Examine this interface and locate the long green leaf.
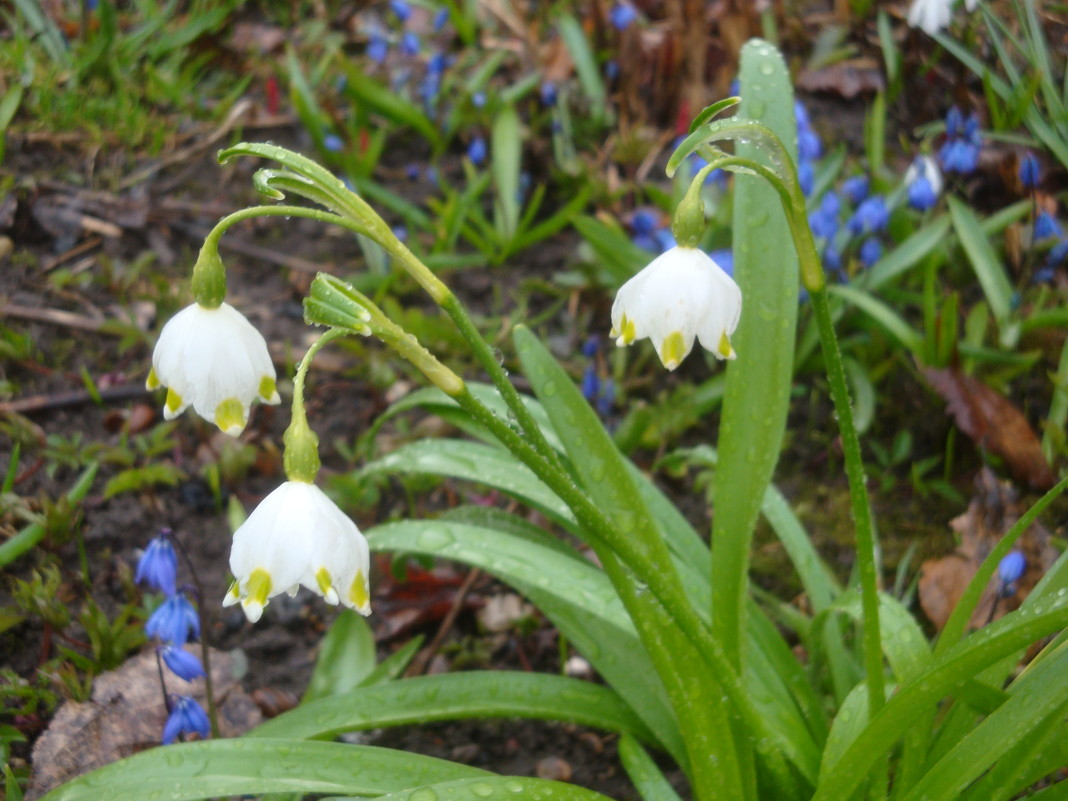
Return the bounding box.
[712,38,799,675]
[827,285,924,354]
[619,734,685,801]
[37,741,488,801]
[250,671,652,744]
[368,776,616,801]
[556,14,611,125]
[360,439,575,528]
[948,196,1014,331]
[365,519,684,764]
[492,104,521,241]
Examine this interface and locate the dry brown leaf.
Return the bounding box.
[28,647,261,799]
[919,468,1059,631]
[796,60,885,98]
[922,366,1056,489]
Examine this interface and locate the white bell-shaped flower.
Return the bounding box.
[147,302,280,435]
[223,480,371,623]
[610,246,742,370]
[907,0,977,35]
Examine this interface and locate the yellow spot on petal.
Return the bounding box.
[165,387,183,416]
[241,568,272,622]
[222,581,239,606]
[316,567,339,605]
[348,570,371,615]
[717,331,736,360]
[660,331,686,371]
[258,375,280,405]
[146,367,160,390]
[215,397,246,436]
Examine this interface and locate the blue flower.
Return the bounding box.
[135,533,177,597]
[581,365,600,402]
[540,81,558,106]
[907,176,938,211]
[1019,153,1041,189]
[998,551,1026,585]
[859,237,883,267]
[609,3,637,30]
[841,175,869,204]
[162,696,210,745]
[653,228,677,253]
[367,33,388,64]
[631,209,658,236]
[597,379,616,417]
[146,593,200,645]
[389,0,411,22]
[795,101,822,161]
[847,195,889,236]
[433,7,450,30]
[323,134,343,153]
[939,108,981,174]
[405,163,420,181]
[798,160,814,197]
[467,136,487,166]
[822,245,843,277]
[809,192,840,241]
[945,106,963,138]
[1034,211,1061,240]
[604,60,619,81]
[400,31,420,57]
[471,90,487,108]
[160,645,206,682]
[581,336,600,358]
[428,52,450,75]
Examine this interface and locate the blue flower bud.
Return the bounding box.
[539,81,558,106]
[160,645,206,682]
[1034,211,1061,241]
[162,695,211,744]
[631,209,658,236]
[848,195,889,236]
[859,237,883,267]
[798,160,814,197]
[604,60,619,81]
[471,90,487,108]
[433,7,449,30]
[1019,153,1041,189]
[389,0,411,22]
[998,550,1026,585]
[609,3,637,30]
[400,31,420,56]
[323,134,343,153]
[135,533,178,597]
[146,593,200,645]
[597,379,616,417]
[841,175,869,204]
[581,365,600,402]
[907,175,938,211]
[367,34,388,64]
[467,136,487,166]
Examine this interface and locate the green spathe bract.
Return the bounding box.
[44,37,1068,801]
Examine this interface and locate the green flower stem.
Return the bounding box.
[283,328,348,482]
[808,288,885,716]
[448,378,794,791]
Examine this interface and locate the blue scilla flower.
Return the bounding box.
[323,133,343,153]
[798,160,814,197]
[540,81,558,106]
[1034,211,1061,240]
[400,31,420,57]
[160,645,206,682]
[467,136,487,166]
[367,33,388,64]
[907,176,938,211]
[162,695,211,745]
[428,52,450,75]
[597,379,616,417]
[653,228,676,253]
[859,237,883,267]
[609,2,637,30]
[406,163,420,181]
[848,195,889,236]
[939,108,981,174]
[841,175,869,205]
[421,72,441,109]
[471,90,487,109]
[709,249,734,278]
[136,532,178,597]
[998,550,1026,585]
[795,101,822,161]
[581,365,600,402]
[389,0,411,22]
[945,106,963,138]
[1037,238,1068,283]
[582,336,599,358]
[631,209,658,236]
[822,245,843,277]
[146,593,200,645]
[1019,153,1041,189]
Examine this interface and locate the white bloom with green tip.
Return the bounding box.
[907,0,977,35]
[223,480,371,623]
[610,246,741,370]
[146,302,279,435]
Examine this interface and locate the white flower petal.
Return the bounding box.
[610,246,742,369]
[226,481,371,622]
[151,302,278,435]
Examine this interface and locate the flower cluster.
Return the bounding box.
[135,530,211,744]
[939,107,982,175]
